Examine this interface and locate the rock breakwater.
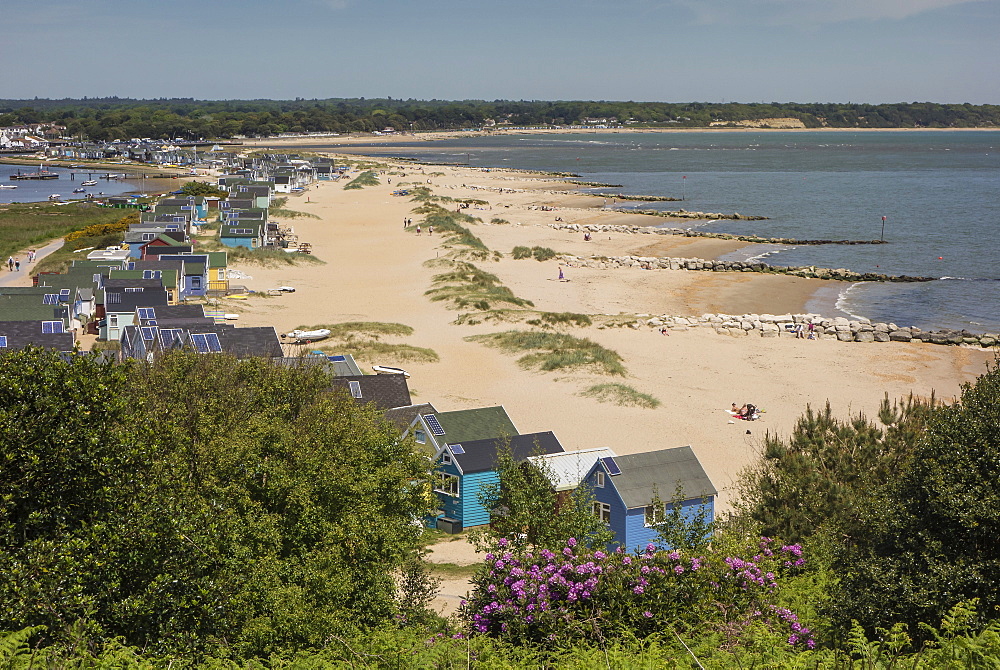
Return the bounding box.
[625,313,998,348]
[558,252,937,284]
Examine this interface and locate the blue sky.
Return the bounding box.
[2,0,997,103]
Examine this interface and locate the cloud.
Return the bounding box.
[672,0,979,26]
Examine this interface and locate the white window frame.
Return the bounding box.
[595,471,605,488]
[441,452,452,465]
[593,501,611,524]
[434,473,460,498]
[414,429,427,445]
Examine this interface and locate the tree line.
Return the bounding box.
[1,98,998,140]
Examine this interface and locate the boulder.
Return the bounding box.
[889,331,912,342]
[837,332,854,342]
[874,331,891,342]
[855,331,876,343]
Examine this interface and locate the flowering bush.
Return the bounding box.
[461,536,813,649]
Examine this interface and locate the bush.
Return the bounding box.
[579,383,660,409]
[467,330,626,376]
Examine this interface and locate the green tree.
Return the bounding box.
[472,444,613,552]
[178,181,228,198]
[0,350,434,659]
[729,395,933,544]
[835,363,1000,637]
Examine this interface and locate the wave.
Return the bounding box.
[939,276,1000,282]
[835,282,868,321]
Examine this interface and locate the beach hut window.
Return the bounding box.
[414,429,426,444]
[435,473,460,498]
[349,381,362,398]
[645,504,666,527]
[592,501,611,524]
[594,471,605,488]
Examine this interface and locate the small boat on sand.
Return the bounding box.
[281,328,331,343]
[372,365,410,378]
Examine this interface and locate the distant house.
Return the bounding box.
[329,374,412,411]
[98,281,169,341]
[401,405,518,458]
[431,431,565,532]
[584,446,717,552]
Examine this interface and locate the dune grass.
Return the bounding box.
[343,171,381,189]
[579,383,661,409]
[298,321,439,365]
[319,341,439,364]
[198,240,324,267]
[467,330,626,376]
[268,197,319,220]
[426,262,534,311]
[512,245,558,261]
[527,312,593,328]
[297,321,414,339]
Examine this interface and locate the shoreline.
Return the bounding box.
[221,155,992,516]
[242,125,1000,148]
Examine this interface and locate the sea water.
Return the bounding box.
[280,131,1000,332]
[0,164,147,203]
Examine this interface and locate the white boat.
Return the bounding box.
[81,180,98,186]
[0,184,16,189]
[372,365,410,378]
[48,194,62,201]
[280,328,331,343]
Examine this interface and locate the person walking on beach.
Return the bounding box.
[14,259,20,272]
[416,225,421,235]
[6,257,13,271]
[558,266,565,281]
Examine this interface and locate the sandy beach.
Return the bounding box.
[218,158,993,515]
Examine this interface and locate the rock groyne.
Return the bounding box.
[558,252,937,284]
[622,313,998,348]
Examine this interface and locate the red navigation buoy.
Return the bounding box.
[938,257,944,260]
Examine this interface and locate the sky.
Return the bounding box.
[1,0,998,104]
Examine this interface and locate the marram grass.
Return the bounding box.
[579,383,661,409]
[467,330,626,376]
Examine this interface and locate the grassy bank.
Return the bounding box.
[0,202,125,262]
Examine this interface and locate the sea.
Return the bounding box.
[0,163,154,204]
[323,130,1000,334]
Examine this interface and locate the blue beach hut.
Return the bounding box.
[432,431,565,533]
[584,446,717,552]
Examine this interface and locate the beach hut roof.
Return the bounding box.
[605,446,717,509]
[527,447,617,492]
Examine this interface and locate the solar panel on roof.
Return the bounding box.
[41,321,64,334]
[191,333,210,353]
[204,333,222,353]
[137,307,156,320]
[348,381,362,399]
[601,456,622,476]
[329,355,346,361]
[159,328,182,348]
[43,294,59,305]
[140,327,157,341]
[0,336,7,348]
[450,444,465,455]
[424,414,446,436]
[59,289,70,297]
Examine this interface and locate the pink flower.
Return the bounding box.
[643,611,653,618]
